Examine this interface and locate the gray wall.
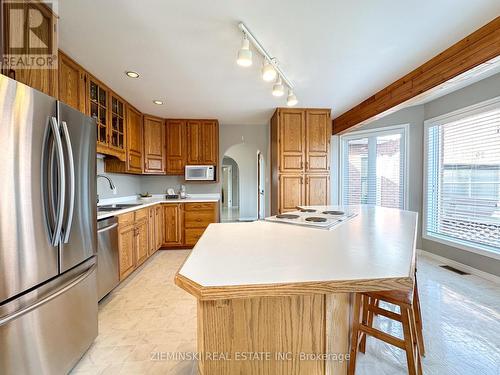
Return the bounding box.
[96,157,142,200]
[97,123,271,218]
[336,72,500,276]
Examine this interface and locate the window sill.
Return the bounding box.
[422,232,500,261]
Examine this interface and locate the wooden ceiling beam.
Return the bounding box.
[332,16,500,134]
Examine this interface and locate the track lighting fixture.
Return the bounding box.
[237,34,252,67]
[237,22,297,105]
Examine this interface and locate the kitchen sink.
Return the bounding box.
[97,203,142,212]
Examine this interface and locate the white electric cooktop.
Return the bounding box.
[264,207,357,229]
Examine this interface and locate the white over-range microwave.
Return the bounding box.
[185,165,216,181]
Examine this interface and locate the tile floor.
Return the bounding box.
[220,206,240,222]
[71,250,500,375]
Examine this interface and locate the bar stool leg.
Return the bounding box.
[359,296,375,353]
[348,294,363,375]
[413,279,425,356]
[401,305,418,375]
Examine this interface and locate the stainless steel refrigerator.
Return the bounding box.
[0,74,97,374]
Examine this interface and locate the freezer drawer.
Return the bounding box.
[0,261,97,375]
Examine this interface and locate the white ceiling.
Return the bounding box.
[58,0,500,126]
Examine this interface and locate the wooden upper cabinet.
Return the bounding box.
[143,115,166,174]
[109,93,126,155]
[2,1,58,97]
[58,51,86,112]
[306,175,330,206]
[279,109,305,173]
[305,110,331,173]
[201,120,218,165]
[164,204,182,246]
[186,120,202,165]
[186,120,219,166]
[166,119,186,175]
[86,75,109,149]
[126,105,143,173]
[279,174,304,212]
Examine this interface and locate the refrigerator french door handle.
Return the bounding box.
[61,121,75,244]
[50,116,66,247]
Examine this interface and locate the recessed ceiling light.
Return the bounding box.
[125,71,140,78]
[153,100,164,105]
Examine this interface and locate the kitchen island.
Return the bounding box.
[175,206,418,375]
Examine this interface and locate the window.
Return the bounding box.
[341,125,407,209]
[424,98,500,257]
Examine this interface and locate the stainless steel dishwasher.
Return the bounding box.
[97,217,119,301]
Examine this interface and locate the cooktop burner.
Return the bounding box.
[305,217,327,222]
[276,214,300,219]
[323,210,345,215]
[300,208,316,213]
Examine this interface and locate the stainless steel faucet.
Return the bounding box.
[97,174,116,203]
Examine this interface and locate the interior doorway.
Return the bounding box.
[257,151,265,219]
[221,156,239,222]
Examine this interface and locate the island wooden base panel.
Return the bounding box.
[197,293,351,375]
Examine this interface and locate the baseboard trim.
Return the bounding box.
[417,249,500,284]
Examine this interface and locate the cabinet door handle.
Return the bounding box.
[300,161,303,169]
[305,161,309,170]
[300,177,303,185]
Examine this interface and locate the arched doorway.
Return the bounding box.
[221,156,239,222]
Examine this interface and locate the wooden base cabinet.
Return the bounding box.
[271,108,331,214]
[117,223,136,281]
[184,202,217,247]
[117,202,218,281]
[117,209,148,281]
[163,204,183,246]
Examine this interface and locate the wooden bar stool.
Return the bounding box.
[348,284,423,375]
[359,276,425,356]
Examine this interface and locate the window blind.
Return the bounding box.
[426,106,500,253]
[342,128,406,209]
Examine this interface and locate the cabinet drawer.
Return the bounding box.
[117,212,135,226]
[184,202,216,211]
[184,228,207,246]
[184,211,215,228]
[135,208,149,221]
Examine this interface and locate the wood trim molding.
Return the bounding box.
[174,272,414,301]
[332,16,500,134]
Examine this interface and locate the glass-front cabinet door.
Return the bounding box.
[110,93,126,152]
[87,76,109,147]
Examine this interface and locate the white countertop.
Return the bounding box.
[97,194,220,220]
[178,205,418,288]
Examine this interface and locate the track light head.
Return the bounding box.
[237,34,252,67]
[287,90,298,106]
[262,60,277,82]
[272,77,285,97]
